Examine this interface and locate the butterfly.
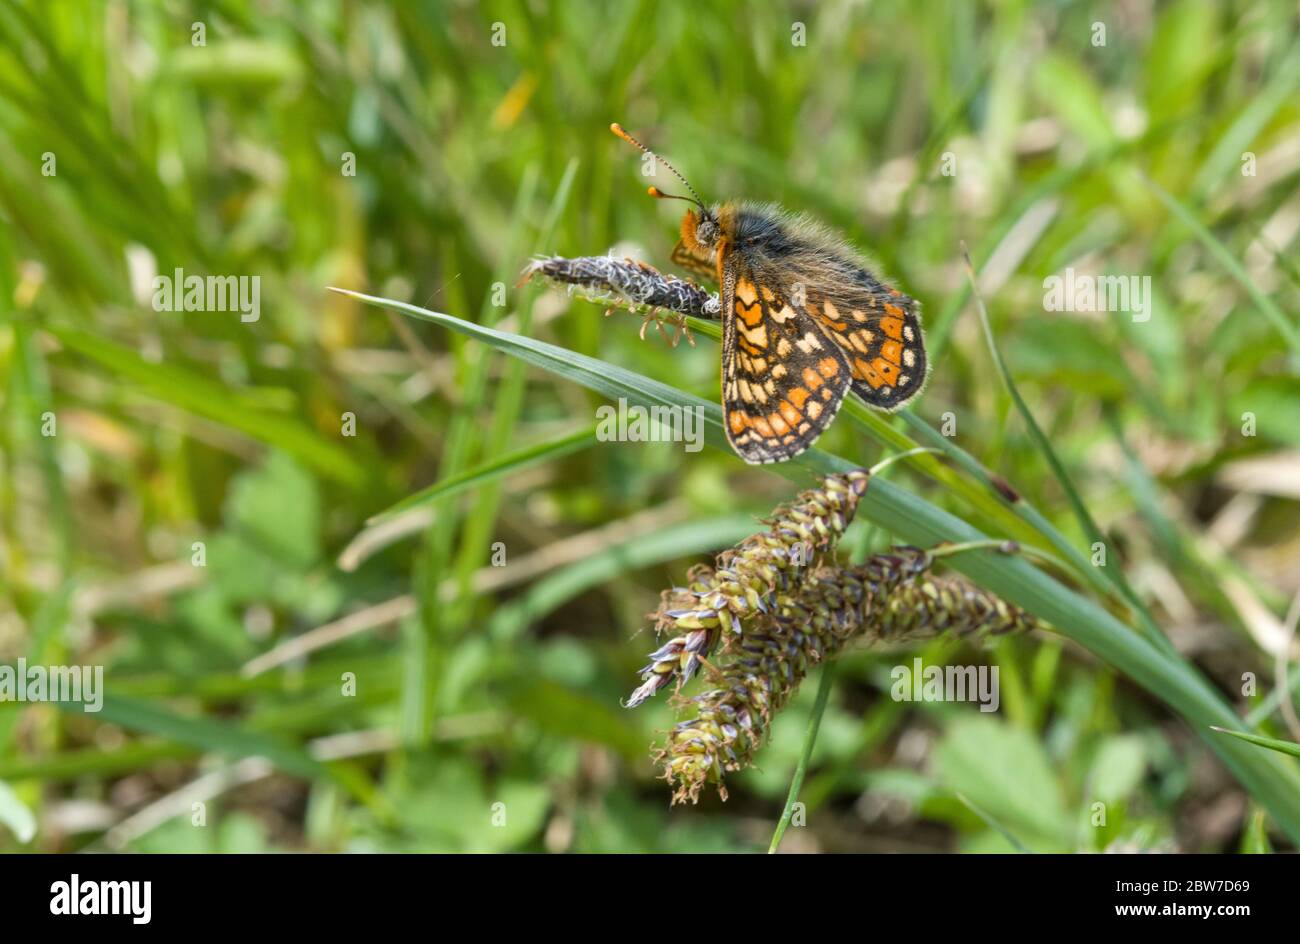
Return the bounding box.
[612,123,928,464]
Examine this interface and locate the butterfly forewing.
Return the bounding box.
[721,254,853,464]
[671,239,718,283]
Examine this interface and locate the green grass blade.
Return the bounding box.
[11,323,72,571]
[961,247,1172,652]
[1246,672,1300,727]
[401,165,539,747]
[0,743,196,782]
[897,409,1122,604]
[505,681,645,762]
[1241,807,1273,854]
[1211,727,1300,760]
[43,324,371,489]
[955,792,1033,853]
[768,662,835,854]
[1142,174,1300,357]
[327,288,778,467]
[446,160,581,624]
[1104,406,1246,630]
[368,423,599,524]
[71,695,328,780]
[1190,40,1300,200]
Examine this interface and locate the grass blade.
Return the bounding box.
[0,743,196,782]
[768,662,836,854]
[1142,174,1300,358]
[1211,727,1300,760]
[1241,807,1273,854]
[961,245,1172,652]
[955,792,1033,853]
[43,324,371,489]
[70,696,328,780]
[368,423,599,524]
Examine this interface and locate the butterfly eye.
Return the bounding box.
[696,218,720,247]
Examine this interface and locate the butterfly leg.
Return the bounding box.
[670,311,695,347]
[638,307,659,341]
[636,306,686,349]
[656,309,697,349]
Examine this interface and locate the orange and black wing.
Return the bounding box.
[798,283,927,411]
[721,254,853,464]
[671,239,719,284]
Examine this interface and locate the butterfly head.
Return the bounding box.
[676,203,722,254]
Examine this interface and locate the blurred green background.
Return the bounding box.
[2,0,1299,853]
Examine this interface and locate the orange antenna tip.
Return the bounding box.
[610,123,707,209]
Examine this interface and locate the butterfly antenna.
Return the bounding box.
[610,123,706,209]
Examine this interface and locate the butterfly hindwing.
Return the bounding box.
[797,282,927,411]
[721,253,853,464]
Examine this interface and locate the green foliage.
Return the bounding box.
[1,0,1298,853]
